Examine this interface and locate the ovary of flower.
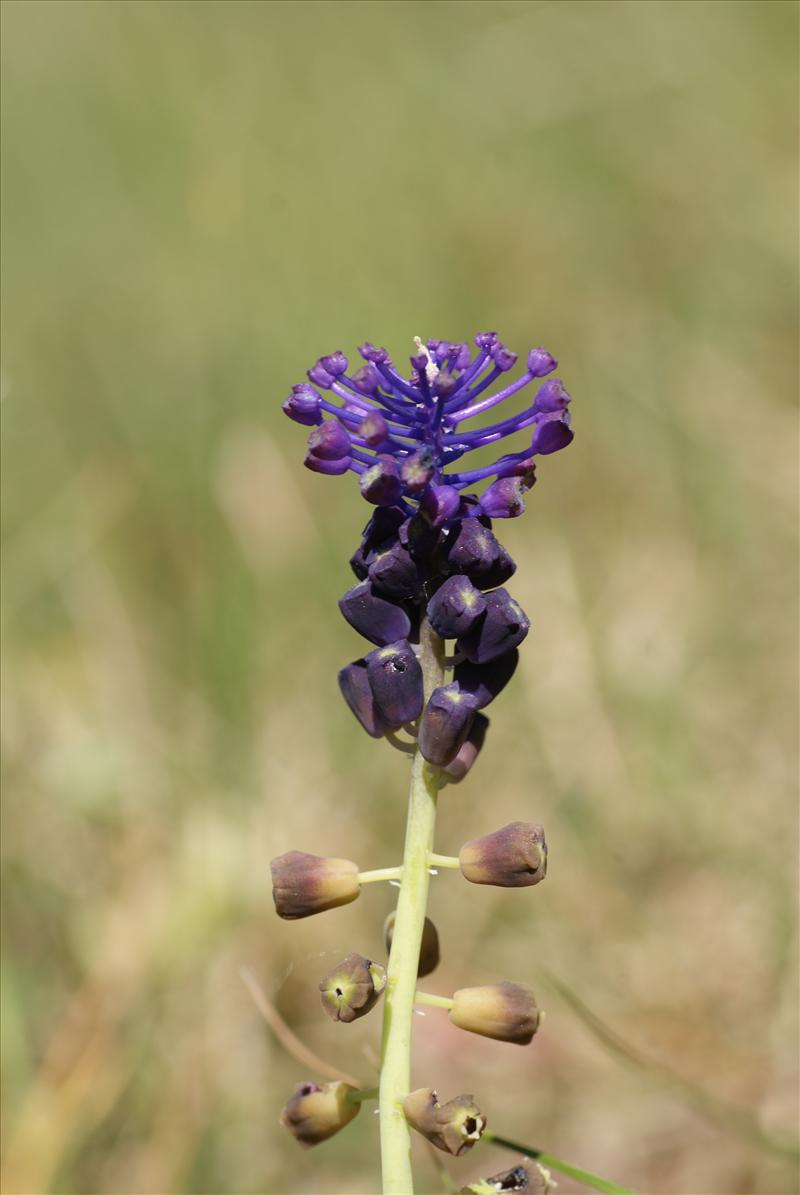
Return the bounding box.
[413,336,439,384]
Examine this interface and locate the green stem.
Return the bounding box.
[359,866,404,885]
[427,852,461,870]
[379,620,445,1195]
[347,1086,379,1104]
[414,991,454,1011]
[484,1132,637,1195]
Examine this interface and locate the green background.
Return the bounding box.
[1,2,797,1192]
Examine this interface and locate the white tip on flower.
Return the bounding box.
[413,336,439,384]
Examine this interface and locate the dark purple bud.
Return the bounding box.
[319,952,386,1023]
[362,507,407,550]
[532,416,574,455]
[450,981,541,1045]
[445,519,515,587]
[338,659,389,737]
[403,1089,486,1156]
[359,411,390,448]
[400,448,436,494]
[459,1158,553,1194]
[427,575,486,638]
[304,451,351,476]
[308,361,335,389]
[410,352,428,375]
[359,342,389,364]
[527,347,558,378]
[350,507,407,578]
[320,350,348,377]
[419,684,479,766]
[532,378,571,414]
[459,822,547,887]
[307,420,351,461]
[360,455,404,506]
[271,851,360,919]
[474,331,498,348]
[432,371,457,399]
[398,513,442,565]
[339,582,411,646]
[368,542,423,601]
[421,484,461,528]
[454,651,518,710]
[280,1080,360,1147]
[479,477,527,519]
[352,363,381,394]
[444,712,489,782]
[490,342,518,371]
[384,912,440,977]
[366,639,424,728]
[458,588,530,664]
[282,384,323,426]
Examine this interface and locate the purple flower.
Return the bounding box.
[283,335,574,765]
[284,334,572,512]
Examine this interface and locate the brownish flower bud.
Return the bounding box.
[279,1080,360,1147]
[270,851,359,919]
[449,982,540,1045]
[384,912,440,977]
[459,822,547,887]
[319,952,387,1022]
[402,1087,486,1156]
[459,1158,554,1194]
[444,713,489,783]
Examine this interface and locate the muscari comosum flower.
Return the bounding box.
[274,335,585,1194]
[282,333,573,770]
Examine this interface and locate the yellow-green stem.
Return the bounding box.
[379,620,445,1195]
[414,990,454,1011]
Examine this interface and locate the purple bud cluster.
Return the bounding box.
[282,334,573,772]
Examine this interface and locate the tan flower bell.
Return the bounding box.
[450,981,541,1045]
[270,850,360,919]
[384,911,440,977]
[279,1080,360,1147]
[459,822,547,887]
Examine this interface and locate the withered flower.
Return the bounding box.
[403,1087,486,1156]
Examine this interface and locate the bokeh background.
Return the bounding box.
[1,2,797,1193]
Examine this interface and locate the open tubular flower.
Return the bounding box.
[402,1087,487,1156]
[459,1159,555,1195]
[319,952,387,1023]
[283,334,574,777]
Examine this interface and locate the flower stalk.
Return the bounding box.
[378,618,445,1194]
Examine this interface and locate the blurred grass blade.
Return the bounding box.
[484,1131,636,1195]
[542,968,800,1162]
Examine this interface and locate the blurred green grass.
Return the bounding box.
[1,1,797,1193]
